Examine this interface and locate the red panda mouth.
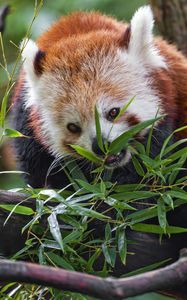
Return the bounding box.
[105,149,126,166]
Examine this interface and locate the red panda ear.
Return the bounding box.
[120,25,131,49]
[34,50,45,75]
[123,6,167,69]
[21,39,45,82]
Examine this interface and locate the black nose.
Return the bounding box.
[92,138,110,156]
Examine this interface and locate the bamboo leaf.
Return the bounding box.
[162,194,174,209]
[3,128,26,138]
[108,116,162,154]
[70,145,102,164]
[48,212,64,252]
[131,223,187,234]
[131,155,145,176]
[0,204,34,215]
[157,198,167,231]
[111,191,159,201]
[47,252,75,270]
[123,258,171,277]
[118,229,127,265]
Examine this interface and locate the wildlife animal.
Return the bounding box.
[12,6,187,279]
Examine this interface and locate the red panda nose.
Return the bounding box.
[92,138,109,156]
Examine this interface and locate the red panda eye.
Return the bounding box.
[107,108,120,121]
[67,123,81,134]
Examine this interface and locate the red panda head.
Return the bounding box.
[21,6,168,167]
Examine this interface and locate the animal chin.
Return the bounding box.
[105,149,127,168]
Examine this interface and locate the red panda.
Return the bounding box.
[12,6,187,277]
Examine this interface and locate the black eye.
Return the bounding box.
[107,107,120,121]
[67,123,81,134]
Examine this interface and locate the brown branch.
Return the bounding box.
[0,249,187,299]
[0,5,10,33]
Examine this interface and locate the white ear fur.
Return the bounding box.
[21,39,39,82]
[128,6,167,68]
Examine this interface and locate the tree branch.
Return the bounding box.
[0,249,186,299]
[150,0,187,55]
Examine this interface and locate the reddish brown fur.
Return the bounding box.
[126,114,140,126]
[12,70,25,104]
[37,12,126,51]
[14,11,187,141]
[155,38,187,137]
[29,108,48,147]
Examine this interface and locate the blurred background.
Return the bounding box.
[0,1,173,299]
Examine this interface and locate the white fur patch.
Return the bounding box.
[21,39,39,85]
[128,6,167,69]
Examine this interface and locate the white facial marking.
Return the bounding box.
[21,39,39,83]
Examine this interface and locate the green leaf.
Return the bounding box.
[131,223,187,234]
[166,190,187,200]
[12,239,36,259]
[105,223,111,241]
[139,154,159,169]
[114,184,146,193]
[65,160,88,182]
[38,245,46,265]
[48,212,64,252]
[0,171,27,175]
[91,166,104,173]
[0,204,34,215]
[102,243,111,265]
[109,246,116,268]
[163,138,187,157]
[117,229,127,265]
[3,128,26,137]
[39,189,64,201]
[174,125,187,133]
[126,207,158,223]
[114,96,135,122]
[159,131,174,159]
[59,215,81,229]
[63,230,82,244]
[176,175,187,184]
[145,115,155,156]
[123,258,171,277]
[87,249,102,272]
[131,155,145,176]
[70,145,102,164]
[132,141,146,155]
[108,116,162,154]
[168,155,187,185]
[100,180,106,194]
[157,198,167,231]
[95,106,105,153]
[68,193,95,205]
[72,206,110,220]
[105,197,136,211]
[47,252,75,270]
[111,191,159,201]
[76,179,101,194]
[162,194,174,209]
[102,244,116,267]
[167,147,187,162]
